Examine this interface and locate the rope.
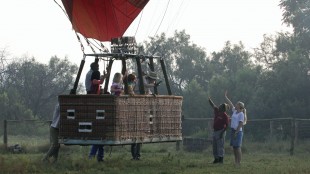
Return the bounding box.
[152,0,171,38]
[75,32,85,55]
[84,37,96,54]
[53,0,70,21]
[164,0,186,34]
[134,10,144,37]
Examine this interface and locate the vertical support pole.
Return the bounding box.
[4,120,7,149]
[149,57,158,95]
[103,59,114,94]
[176,115,184,151]
[290,118,295,156]
[70,56,86,94]
[48,120,52,144]
[121,59,128,94]
[176,141,180,151]
[136,57,145,94]
[270,120,273,138]
[294,120,299,145]
[159,58,172,95]
[207,120,213,141]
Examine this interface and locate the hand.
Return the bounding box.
[234,131,238,138]
[100,75,105,81]
[155,81,162,87]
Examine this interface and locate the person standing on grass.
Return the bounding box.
[225,91,247,166]
[42,103,60,163]
[86,61,107,162]
[208,96,230,164]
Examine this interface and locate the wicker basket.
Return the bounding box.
[58,94,183,145]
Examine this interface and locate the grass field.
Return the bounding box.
[1,140,310,174]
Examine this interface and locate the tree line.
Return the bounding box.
[0,0,309,134]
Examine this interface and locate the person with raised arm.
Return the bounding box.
[225,91,247,166]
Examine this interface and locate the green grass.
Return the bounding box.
[1,142,310,174]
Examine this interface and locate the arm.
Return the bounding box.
[235,121,243,134]
[225,90,234,109]
[243,109,247,125]
[143,77,155,88]
[208,97,216,108]
[92,71,104,84]
[219,114,230,138]
[110,84,122,93]
[92,79,104,84]
[234,121,244,137]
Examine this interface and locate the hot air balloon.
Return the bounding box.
[56,0,183,146]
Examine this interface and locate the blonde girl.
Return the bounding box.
[225,91,247,166]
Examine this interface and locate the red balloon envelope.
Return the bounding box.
[61,0,149,42]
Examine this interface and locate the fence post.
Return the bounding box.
[176,115,184,151]
[294,120,299,145]
[290,118,295,156]
[3,120,7,149]
[269,120,273,138]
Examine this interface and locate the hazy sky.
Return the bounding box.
[0,0,291,72]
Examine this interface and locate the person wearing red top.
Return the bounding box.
[208,97,230,164]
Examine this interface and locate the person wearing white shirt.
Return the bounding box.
[42,103,60,163]
[225,91,247,167]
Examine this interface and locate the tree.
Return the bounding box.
[280,0,310,51]
[253,50,310,118]
[0,47,11,90]
[140,30,209,95]
[3,56,78,119]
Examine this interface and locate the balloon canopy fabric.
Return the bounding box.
[61,0,149,42]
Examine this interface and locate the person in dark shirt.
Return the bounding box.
[208,97,230,164]
[86,61,107,161]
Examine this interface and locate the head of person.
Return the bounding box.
[90,62,99,71]
[219,103,229,112]
[235,101,245,111]
[113,72,122,83]
[128,74,136,83]
[146,71,157,82]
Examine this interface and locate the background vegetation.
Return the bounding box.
[1,0,310,173]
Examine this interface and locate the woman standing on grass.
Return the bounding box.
[225,91,247,166]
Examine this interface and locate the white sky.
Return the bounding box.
[0,0,291,86]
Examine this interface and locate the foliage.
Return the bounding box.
[1,56,78,120]
[0,91,33,134]
[140,30,208,96]
[280,0,310,51]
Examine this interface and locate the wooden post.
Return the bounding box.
[3,120,7,149]
[207,120,213,141]
[136,57,145,94]
[290,118,295,156]
[103,58,114,94]
[149,57,158,95]
[176,115,185,151]
[269,120,273,138]
[159,58,172,95]
[48,120,52,144]
[70,57,86,94]
[294,120,299,145]
[121,59,128,94]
